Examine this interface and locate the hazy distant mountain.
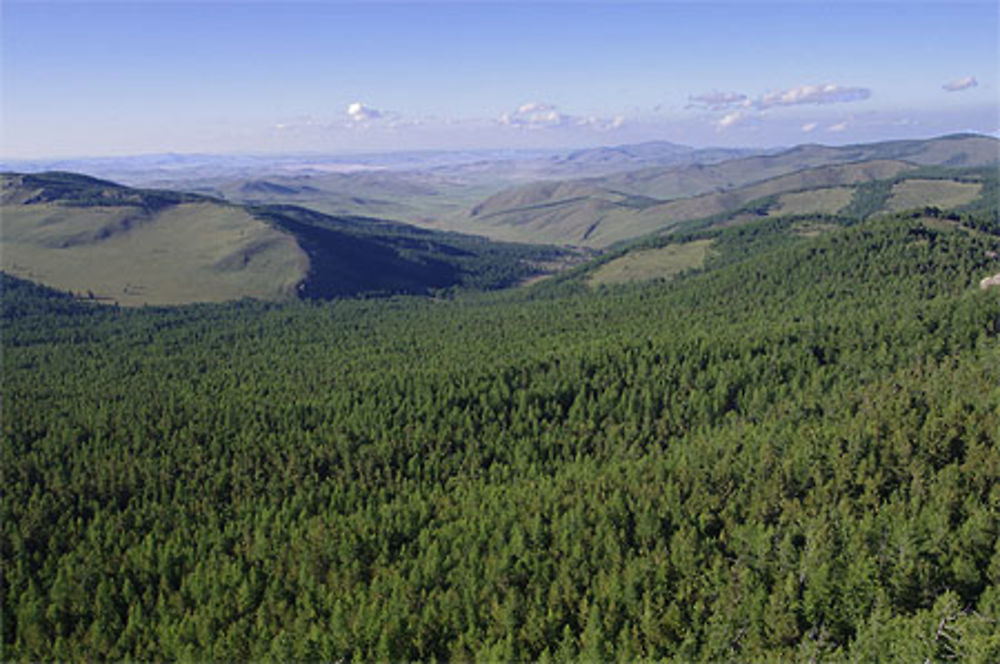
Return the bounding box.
[0,148,566,188]
[543,141,761,175]
[601,133,999,199]
[0,141,764,214]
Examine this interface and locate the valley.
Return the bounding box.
[5,2,999,660]
[5,134,997,304]
[1,172,572,305]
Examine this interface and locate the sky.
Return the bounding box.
[1,1,997,158]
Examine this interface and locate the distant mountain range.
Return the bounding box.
[448,133,999,246]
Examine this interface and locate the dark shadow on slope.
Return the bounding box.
[252,208,461,298]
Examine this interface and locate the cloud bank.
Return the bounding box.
[691,83,871,115]
[693,83,872,133]
[757,84,871,108]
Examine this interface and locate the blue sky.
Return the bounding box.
[2,1,996,157]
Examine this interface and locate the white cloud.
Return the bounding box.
[500,101,567,128]
[827,121,849,132]
[801,122,818,133]
[517,101,554,115]
[716,110,750,130]
[942,76,978,92]
[575,114,626,130]
[498,102,624,132]
[688,91,748,110]
[346,102,383,123]
[757,84,871,109]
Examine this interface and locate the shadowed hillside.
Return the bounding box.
[1,172,570,305]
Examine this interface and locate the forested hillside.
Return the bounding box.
[3,212,999,660]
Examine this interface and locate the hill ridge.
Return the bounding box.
[1,172,568,305]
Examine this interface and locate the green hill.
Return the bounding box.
[1,172,568,305]
[4,208,999,660]
[603,133,999,199]
[184,168,508,227]
[450,134,999,246]
[456,161,993,248]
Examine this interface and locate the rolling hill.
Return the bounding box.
[170,144,764,226]
[456,161,994,247]
[192,169,499,226]
[449,134,999,246]
[602,132,999,199]
[0,144,763,231]
[0,172,568,305]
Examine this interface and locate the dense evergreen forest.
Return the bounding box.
[3,212,1000,660]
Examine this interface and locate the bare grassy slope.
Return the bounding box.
[588,239,714,286]
[452,159,918,247]
[768,187,855,217]
[884,179,982,212]
[604,133,999,199]
[2,172,571,305]
[2,189,308,305]
[449,134,999,246]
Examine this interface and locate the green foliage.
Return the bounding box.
[954,170,1000,233]
[3,214,999,660]
[840,180,894,220]
[840,165,998,223]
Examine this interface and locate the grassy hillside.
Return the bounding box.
[194,170,501,225]
[4,210,999,661]
[768,187,855,216]
[605,133,998,199]
[448,134,999,247]
[885,179,983,213]
[200,144,761,224]
[587,238,713,286]
[453,160,993,248]
[1,173,307,305]
[1,172,570,304]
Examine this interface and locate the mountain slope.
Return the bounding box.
[604,133,999,199]
[456,159,992,247]
[4,212,999,660]
[1,172,567,305]
[2,173,308,305]
[451,134,999,246]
